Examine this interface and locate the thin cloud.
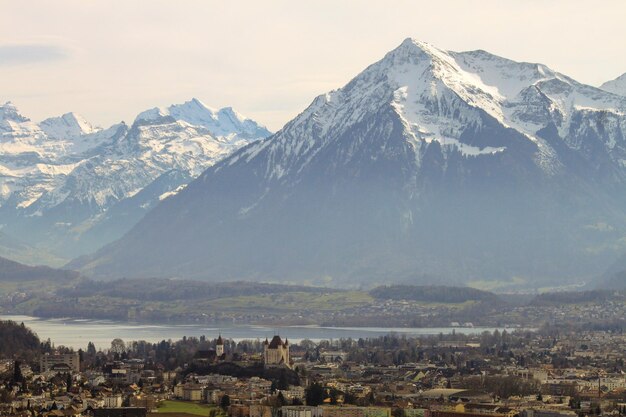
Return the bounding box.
[0,43,70,66]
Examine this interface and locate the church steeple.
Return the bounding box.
[216,334,224,357]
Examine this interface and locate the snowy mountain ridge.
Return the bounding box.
[232,39,626,184]
[0,99,271,261]
[137,98,269,141]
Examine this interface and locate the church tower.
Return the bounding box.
[216,334,224,357]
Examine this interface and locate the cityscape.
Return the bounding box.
[4,321,626,417]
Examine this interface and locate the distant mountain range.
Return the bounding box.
[0,99,271,263]
[70,39,626,289]
[0,255,77,282]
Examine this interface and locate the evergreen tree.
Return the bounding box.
[305,383,325,406]
[276,392,286,407]
[220,394,231,410]
[277,371,289,390]
[12,360,23,384]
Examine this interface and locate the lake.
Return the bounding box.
[0,314,519,349]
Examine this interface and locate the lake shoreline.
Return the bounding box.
[0,314,532,350]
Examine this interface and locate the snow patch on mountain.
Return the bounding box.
[158,184,187,201]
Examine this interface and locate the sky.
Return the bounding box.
[1,0,626,132]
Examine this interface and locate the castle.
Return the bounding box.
[263,335,291,368]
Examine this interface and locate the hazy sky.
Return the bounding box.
[2,0,625,131]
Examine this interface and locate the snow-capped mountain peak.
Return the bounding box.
[601,73,626,97]
[370,39,625,164]
[40,112,97,140]
[168,97,219,123]
[168,98,271,140]
[0,101,30,124]
[134,98,271,141]
[134,106,172,124]
[0,102,45,152]
[231,38,626,185]
[394,38,448,62]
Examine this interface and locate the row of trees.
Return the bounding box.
[457,375,541,399]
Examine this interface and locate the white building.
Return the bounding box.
[40,352,80,373]
[282,406,323,417]
[103,394,123,408]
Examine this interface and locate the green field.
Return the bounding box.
[204,291,374,312]
[157,400,224,416]
[467,276,527,291]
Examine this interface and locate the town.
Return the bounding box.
[2,319,626,417]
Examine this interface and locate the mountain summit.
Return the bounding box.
[601,73,626,97]
[71,39,626,287]
[136,98,270,140]
[40,112,97,140]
